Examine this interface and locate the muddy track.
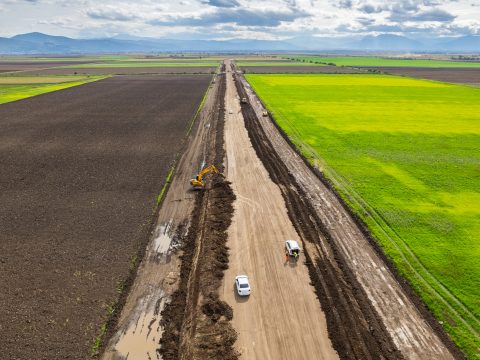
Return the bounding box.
[159,71,239,360]
[233,73,403,359]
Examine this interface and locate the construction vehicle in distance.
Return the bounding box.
[190,165,219,190]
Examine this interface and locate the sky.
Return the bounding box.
[1,0,479,39]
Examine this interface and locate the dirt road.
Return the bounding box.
[221,65,338,360]
[238,71,459,359]
[102,74,219,359]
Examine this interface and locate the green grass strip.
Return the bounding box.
[157,164,176,205]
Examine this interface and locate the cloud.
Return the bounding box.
[356,16,375,25]
[411,8,456,21]
[149,7,310,27]
[389,7,456,22]
[4,0,41,3]
[86,7,139,22]
[1,0,479,40]
[200,0,239,8]
[335,0,353,9]
[358,4,382,14]
[284,0,299,8]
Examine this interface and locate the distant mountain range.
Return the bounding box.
[0,32,479,54]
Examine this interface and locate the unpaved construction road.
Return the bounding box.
[235,60,460,360]
[100,61,462,360]
[221,67,338,360]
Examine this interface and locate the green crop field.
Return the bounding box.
[289,56,480,68]
[246,73,480,357]
[0,75,106,104]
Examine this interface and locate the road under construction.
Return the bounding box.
[101,60,461,360]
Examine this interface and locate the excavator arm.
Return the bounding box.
[190,165,219,189]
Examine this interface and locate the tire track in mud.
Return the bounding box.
[159,70,239,360]
[233,73,403,360]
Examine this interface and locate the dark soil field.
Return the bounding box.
[21,66,217,75]
[369,67,480,85]
[0,75,211,359]
[0,65,48,72]
[0,61,97,72]
[0,61,97,66]
[241,65,366,74]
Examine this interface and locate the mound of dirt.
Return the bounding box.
[201,294,233,322]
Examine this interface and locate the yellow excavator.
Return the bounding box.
[190,165,219,189]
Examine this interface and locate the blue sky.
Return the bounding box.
[1,0,479,39]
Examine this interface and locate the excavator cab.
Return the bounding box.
[190,165,219,190]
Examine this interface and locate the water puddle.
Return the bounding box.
[110,288,168,360]
[104,220,188,359]
[153,221,173,254]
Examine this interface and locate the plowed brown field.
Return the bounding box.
[370,67,480,85]
[240,65,366,74]
[21,67,217,75]
[0,75,211,359]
